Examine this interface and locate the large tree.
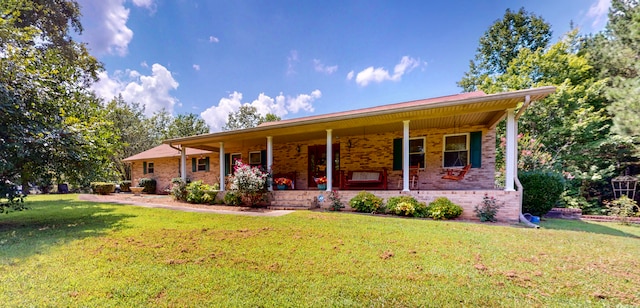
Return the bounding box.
[222,105,281,131]
[594,0,640,158]
[0,0,110,200]
[458,8,552,92]
[163,113,209,140]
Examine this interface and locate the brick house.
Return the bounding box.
[123,144,215,194]
[126,86,556,222]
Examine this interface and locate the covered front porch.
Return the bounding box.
[165,87,556,221]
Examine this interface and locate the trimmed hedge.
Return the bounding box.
[90,182,115,195]
[349,191,385,213]
[386,195,428,217]
[520,171,565,217]
[138,178,156,194]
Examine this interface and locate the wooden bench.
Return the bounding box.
[340,169,388,190]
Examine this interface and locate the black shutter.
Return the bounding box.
[261,150,267,170]
[470,131,482,168]
[224,153,231,176]
[393,138,402,171]
[143,161,147,174]
[192,158,196,172]
[205,157,210,172]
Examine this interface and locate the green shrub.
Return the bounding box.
[349,191,384,213]
[386,195,428,217]
[328,191,345,211]
[520,171,565,217]
[186,181,218,204]
[427,197,463,220]
[223,191,243,206]
[90,182,115,195]
[606,196,640,225]
[138,178,157,194]
[170,178,188,201]
[120,180,132,192]
[474,194,503,222]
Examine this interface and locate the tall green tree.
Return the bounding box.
[163,113,209,139]
[594,0,640,158]
[222,105,281,131]
[0,0,110,199]
[458,8,552,92]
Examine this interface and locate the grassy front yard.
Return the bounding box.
[1,195,639,306]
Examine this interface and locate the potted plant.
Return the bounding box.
[273,177,292,190]
[314,176,327,190]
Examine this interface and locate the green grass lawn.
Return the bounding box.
[1,195,639,307]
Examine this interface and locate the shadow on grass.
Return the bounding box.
[541,218,640,239]
[0,196,134,260]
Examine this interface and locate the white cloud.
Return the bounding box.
[193,64,200,71]
[140,61,148,68]
[92,63,180,116]
[587,0,611,29]
[287,50,299,75]
[346,70,354,80]
[78,0,155,56]
[200,90,322,132]
[78,0,133,56]
[132,0,154,9]
[313,59,338,74]
[353,56,422,86]
[209,36,220,43]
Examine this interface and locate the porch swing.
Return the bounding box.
[442,115,471,181]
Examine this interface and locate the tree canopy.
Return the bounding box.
[222,105,281,131]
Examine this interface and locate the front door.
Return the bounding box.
[308,144,340,188]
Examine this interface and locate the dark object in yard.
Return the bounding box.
[57,184,69,194]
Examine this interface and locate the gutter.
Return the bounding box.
[168,143,181,152]
[513,95,540,228]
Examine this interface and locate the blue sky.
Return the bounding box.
[78,0,611,132]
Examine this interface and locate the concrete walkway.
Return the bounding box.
[78,194,295,217]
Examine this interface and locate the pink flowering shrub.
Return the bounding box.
[229,160,269,206]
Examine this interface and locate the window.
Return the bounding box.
[197,158,208,171]
[249,151,261,165]
[443,133,469,167]
[392,137,425,170]
[409,137,425,168]
[144,161,154,174]
[230,153,241,174]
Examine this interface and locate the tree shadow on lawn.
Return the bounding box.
[0,197,134,260]
[541,218,640,239]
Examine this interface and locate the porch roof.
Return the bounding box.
[123,144,212,162]
[164,86,556,151]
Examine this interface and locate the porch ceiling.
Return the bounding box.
[166,87,555,151]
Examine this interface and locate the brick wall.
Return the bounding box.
[131,124,498,193]
[129,154,220,194]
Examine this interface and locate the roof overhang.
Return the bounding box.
[165,86,556,151]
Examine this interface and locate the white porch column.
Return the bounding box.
[267,136,273,191]
[219,142,225,191]
[180,147,187,182]
[505,109,516,191]
[326,129,333,191]
[403,120,410,192]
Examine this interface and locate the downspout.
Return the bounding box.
[169,143,187,182]
[513,95,539,228]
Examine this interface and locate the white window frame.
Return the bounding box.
[197,157,208,172]
[442,133,470,168]
[249,151,262,165]
[409,137,426,169]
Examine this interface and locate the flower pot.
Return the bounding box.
[317,184,327,190]
[277,184,287,190]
